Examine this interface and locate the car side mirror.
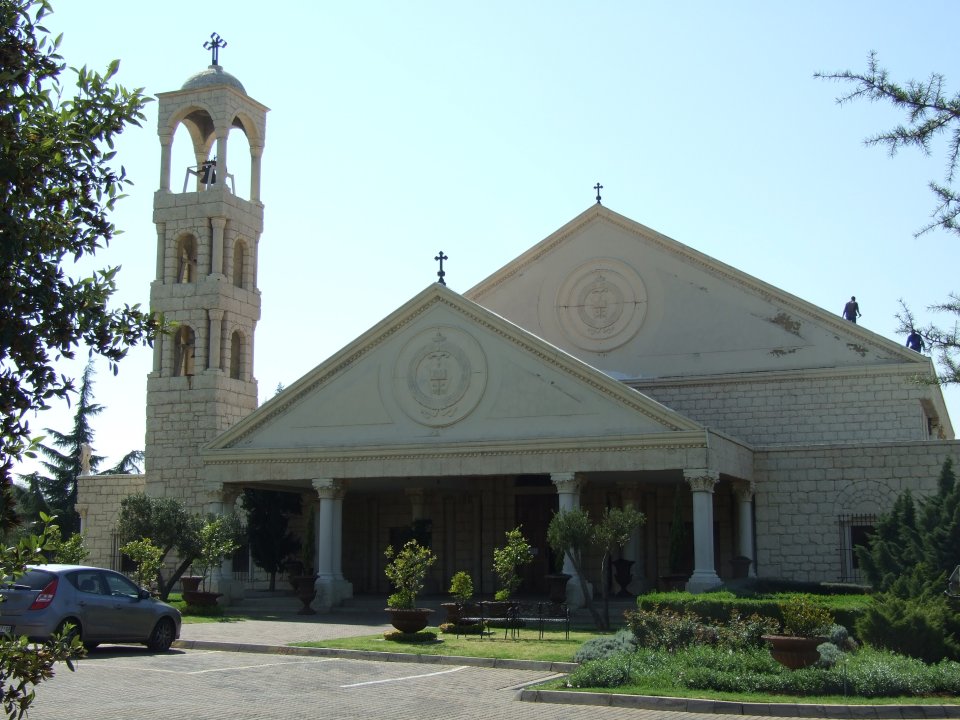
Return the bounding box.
[138,589,151,600]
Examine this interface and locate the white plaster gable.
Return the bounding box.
[466,205,929,380]
[208,284,703,453]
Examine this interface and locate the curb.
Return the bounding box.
[517,689,960,718]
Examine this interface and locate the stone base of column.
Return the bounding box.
[685,570,723,594]
[313,577,353,612]
[565,576,593,608]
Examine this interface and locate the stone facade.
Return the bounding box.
[77,60,959,603]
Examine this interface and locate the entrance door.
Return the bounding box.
[514,492,558,595]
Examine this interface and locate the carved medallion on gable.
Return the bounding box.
[394,326,487,427]
[556,259,647,351]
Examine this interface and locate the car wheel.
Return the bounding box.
[83,641,100,651]
[146,618,175,652]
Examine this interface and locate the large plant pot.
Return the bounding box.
[183,590,222,607]
[180,575,204,593]
[762,634,824,670]
[546,574,571,604]
[292,575,318,615]
[386,607,433,633]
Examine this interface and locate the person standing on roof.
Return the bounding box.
[842,296,861,323]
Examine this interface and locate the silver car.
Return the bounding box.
[0,564,181,651]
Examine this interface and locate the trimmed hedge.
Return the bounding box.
[636,590,870,633]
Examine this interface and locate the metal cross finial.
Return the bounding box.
[204,33,227,66]
[435,251,448,286]
[594,182,603,204]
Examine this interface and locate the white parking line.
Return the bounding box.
[341,665,468,688]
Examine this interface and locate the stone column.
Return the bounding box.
[159,134,172,192]
[312,479,351,611]
[216,132,228,184]
[155,221,166,282]
[250,145,263,202]
[210,217,227,278]
[683,470,722,593]
[733,480,757,578]
[207,309,224,373]
[551,472,589,607]
[204,485,243,602]
[619,484,648,594]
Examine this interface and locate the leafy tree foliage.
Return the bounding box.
[547,505,645,630]
[241,489,301,591]
[116,493,203,599]
[32,362,102,533]
[0,518,82,718]
[855,458,960,661]
[0,0,158,505]
[817,54,960,384]
[491,526,533,601]
[857,458,959,595]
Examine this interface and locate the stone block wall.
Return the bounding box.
[635,368,939,447]
[77,472,147,569]
[754,440,958,582]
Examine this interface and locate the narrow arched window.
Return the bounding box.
[233,239,246,288]
[176,235,197,283]
[230,331,242,379]
[173,325,196,376]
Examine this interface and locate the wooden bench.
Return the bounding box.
[456,601,570,640]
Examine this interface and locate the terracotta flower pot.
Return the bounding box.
[183,589,222,607]
[180,575,204,593]
[761,634,824,670]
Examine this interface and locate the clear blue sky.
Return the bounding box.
[21,0,960,473]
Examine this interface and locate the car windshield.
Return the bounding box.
[0,568,54,590]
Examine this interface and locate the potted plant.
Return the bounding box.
[761,594,834,669]
[384,539,437,633]
[440,570,476,626]
[484,526,534,620]
[184,515,241,607]
[545,550,571,604]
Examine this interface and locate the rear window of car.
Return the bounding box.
[1,569,54,590]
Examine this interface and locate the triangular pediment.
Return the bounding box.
[208,284,702,454]
[466,205,927,380]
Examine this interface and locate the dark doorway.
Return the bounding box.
[514,491,558,595]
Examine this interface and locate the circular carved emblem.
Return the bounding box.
[394,326,486,427]
[557,259,647,351]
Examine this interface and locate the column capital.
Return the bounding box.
[312,478,345,499]
[210,216,227,230]
[551,472,582,494]
[683,469,719,494]
[732,479,756,502]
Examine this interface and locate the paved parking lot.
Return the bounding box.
[25,646,743,720]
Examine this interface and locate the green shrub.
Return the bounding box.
[382,629,437,643]
[815,642,843,669]
[717,611,780,649]
[566,654,635,688]
[574,629,637,663]
[636,590,867,633]
[856,593,960,663]
[625,605,715,650]
[779,594,833,636]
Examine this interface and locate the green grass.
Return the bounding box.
[295,626,594,663]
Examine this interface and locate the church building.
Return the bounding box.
[78,53,957,610]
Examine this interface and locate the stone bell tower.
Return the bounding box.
[145,35,268,509]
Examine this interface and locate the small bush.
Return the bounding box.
[717,611,780,649]
[574,629,637,663]
[382,629,437,643]
[815,642,843,669]
[779,594,833,636]
[566,654,634,688]
[625,605,714,650]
